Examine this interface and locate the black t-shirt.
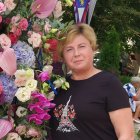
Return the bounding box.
[50,71,130,140]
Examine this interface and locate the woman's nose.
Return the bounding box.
[74,49,80,57]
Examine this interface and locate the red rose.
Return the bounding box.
[8,33,18,45]
[46,39,58,51]
[46,39,59,62]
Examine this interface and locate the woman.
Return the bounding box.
[50,23,134,140]
[123,76,140,123]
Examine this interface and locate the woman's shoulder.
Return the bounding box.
[94,71,122,87]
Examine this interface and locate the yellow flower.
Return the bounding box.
[50,28,58,33]
[65,0,73,7]
[25,69,34,79]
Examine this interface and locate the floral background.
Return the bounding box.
[0,0,73,139]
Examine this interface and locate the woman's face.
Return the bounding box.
[63,35,94,73]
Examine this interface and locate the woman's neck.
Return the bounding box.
[71,67,101,80]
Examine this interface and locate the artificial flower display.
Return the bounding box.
[0,0,72,139]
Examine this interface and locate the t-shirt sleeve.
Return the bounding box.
[106,75,130,112]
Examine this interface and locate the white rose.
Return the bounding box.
[6,132,21,140]
[14,69,26,79]
[53,78,65,88]
[43,65,53,75]
[16,106,27,117]
[15,87,31,102]
[4,0,16,11]
[25,79,37,91]
[28,32,42,48]
[0,34,11,49]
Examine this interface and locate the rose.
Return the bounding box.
[16,106,27,117]
[15,87,32,102]
[0,2,6,13]
[14,69,35,87]
[46,39,59,62]
[8,32,18,45]
[4,0,16,11]
[28,32,42,48]
[26,127,41,138]
[43,65,53,75]
[53,79,64,88]
[18,18,28,31]
[11,14,21,24]
[0,34,11,49]
[25,79,37,91]
[16,125,26,135]
[6,132,21,140]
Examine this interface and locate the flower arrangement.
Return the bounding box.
[0,0,73,139]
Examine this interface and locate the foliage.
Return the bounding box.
[96,27,121,75]
[91,0,140,54]
[0,0,73,139]
[119,75,131,85]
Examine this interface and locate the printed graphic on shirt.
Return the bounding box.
[53,96,79,133]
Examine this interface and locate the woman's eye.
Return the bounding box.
[79,45,85,48]
[66,48,73,52]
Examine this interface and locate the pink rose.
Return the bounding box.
[26,127,41,138]
[15,28,22,37]
[16,125,26,135]
[18,18,28,31]
[0,2,6,13]
[11,14,21,24]
[4,0,16,11]
[28,32,42,48]
[0,34,11,49]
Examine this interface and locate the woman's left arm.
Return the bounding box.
[109,108,134,140]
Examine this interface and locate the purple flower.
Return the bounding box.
[0,73,17,104]
[28,114,42,125]
[28,113,51,125]
[28,103,45,113]
[41,101,55,109]
[28,92,55,124]
[12,41,35,68]
[31,91,47,101]
[38,71,50,82]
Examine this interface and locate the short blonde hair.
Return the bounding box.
[57,23,97,59]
